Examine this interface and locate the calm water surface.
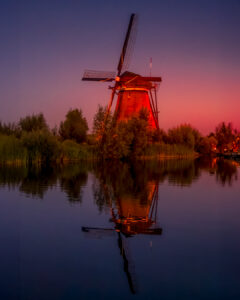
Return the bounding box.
[0,158,240,300]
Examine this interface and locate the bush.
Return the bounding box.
[59,109,88,143]
[21,130,60,163]
[215,122,235,153]
[168,124,201,150]
[61,140,95,160]
[100,108,151,159]
[19,113,48,132]
[197,136,217,155]
[0,134,26,163]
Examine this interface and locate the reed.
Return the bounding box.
[60,140,97,162]
[146,142,196,158]
[0,134,27,164]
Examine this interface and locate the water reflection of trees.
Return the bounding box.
[215,159,238,186]
[92,158,239,211]
[195,157,238,186]
[59,164,88,202]
[0,163,89,201]
[93,161,157,212]
[0,158,238,201]
[0,166,27,189]
[19,166,57,198]
[92,159,200,212]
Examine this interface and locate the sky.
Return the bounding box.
[0,0,240,134]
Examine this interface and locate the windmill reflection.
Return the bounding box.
[82,164,162,294]
[111,183,162,236]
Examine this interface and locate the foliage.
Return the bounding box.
[100,108,151,159]
[146,142,195,157]
[0,134,27,163]
[61,140,95,160]
[197,136,217,155]
[127,108,151,156]
[93,105,107,135]
[59,109,88,143]
[101,122,134,159]
[152,128,168,143]
[215,122,235,152]
[0,121,21,137]
[1,106,240,164]
[21,130,60,163]
[168,124,201,151]
[19,113,48,132]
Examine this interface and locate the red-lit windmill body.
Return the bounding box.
[82,14,162,130]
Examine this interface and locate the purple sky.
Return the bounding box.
[0,0,240,134]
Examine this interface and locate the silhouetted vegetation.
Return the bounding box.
[98,108,151,159]
[21,130,60,163]
[19,113,48,132]
[0,134,27,164]
[59,109,88,143]
[0,111,94,164]
[0,108,240,164]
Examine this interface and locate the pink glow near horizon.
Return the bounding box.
[1,1,240,136]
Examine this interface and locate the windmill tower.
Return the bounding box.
[82,14,162,130]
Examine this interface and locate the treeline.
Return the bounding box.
[0,106,239,163]
[0,109,93,164]
[93,105,240,159]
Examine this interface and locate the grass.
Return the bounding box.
[0,134,97,164]
[0,134,197,165]
[60,140,97,162]
[145,142,197,158]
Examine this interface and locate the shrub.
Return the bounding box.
[19,113,48,132]
[61,140,95,160]
[0,134,26,163]
[21,130,60,163]
[59,109,88,143]
[168,124,201,150]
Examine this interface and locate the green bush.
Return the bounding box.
[61,140,96,160]
[0,134,27,163]
[21,130,60,163]
[59,109,88,143]
[100,108,151,159]
[168,124,201,151]
[19,113,48,132]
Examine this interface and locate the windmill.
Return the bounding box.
[82,13,162,130]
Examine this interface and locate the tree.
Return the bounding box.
[93,105,106,135]
[59,109,88,143]
[198,136,217,154]
[0,121,20,137]
[152,128,168,143]
[19,113,48,132]
[21,130,60,163]
[100,108,151,159]
[102,122,134,159]
[127,108,151,156]
[215,122,235,152]
[168,124,200,150]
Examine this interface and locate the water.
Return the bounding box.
[0,158,240,300]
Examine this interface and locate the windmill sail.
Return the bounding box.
[117,13,137,76]
[82,70,115,81]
